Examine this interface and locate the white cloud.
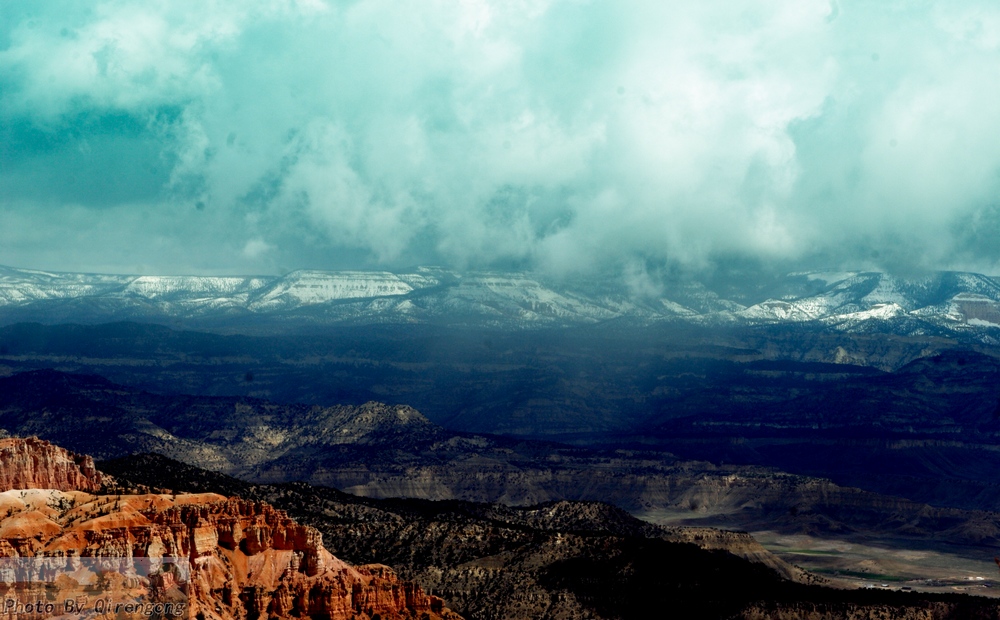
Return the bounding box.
[242,238,273,259]
[3,0,1000,278]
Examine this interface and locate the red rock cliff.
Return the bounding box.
[0,490,460,620]
[0,437,459,620]
[0,436,102,492]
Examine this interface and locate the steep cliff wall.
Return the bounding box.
[0,436,102,492]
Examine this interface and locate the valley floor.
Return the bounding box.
[640,508,1000,598]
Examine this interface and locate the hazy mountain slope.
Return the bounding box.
[6,320,1000,517]
[618,350,1000,512]
[0,320,983,438]
[3,368,1000,561]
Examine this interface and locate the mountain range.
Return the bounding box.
[4,265,1000,340]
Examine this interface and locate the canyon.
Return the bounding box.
[100,451,1000,620]
[2,367,1000,546]
[0,432,998,618]
[5,290,1000,616]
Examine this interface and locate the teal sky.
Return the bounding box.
[3,1,1000,279]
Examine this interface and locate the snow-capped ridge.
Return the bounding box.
[2,265,1000,337]
[248,270,429,310]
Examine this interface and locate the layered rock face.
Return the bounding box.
[0,490,458,620]
[0,437,458,620]
[0,436,102,492]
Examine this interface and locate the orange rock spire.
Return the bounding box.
[0,437,459,620]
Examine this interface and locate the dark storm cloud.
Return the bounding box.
[2,1,1000,277]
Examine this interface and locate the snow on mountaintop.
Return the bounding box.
[658,298,698,316]
[121,276,271,300]
[950,273,1000,301]
[857,275,913,307]
[740,299,827,322]
[800,271,859,285]
[428,273,627,325]
[3,265,1000,337]
[0,266,129,303]
[952,293,996,303]
[248,270,430,310]
[824,302,908,325]
[968,317,1000,328]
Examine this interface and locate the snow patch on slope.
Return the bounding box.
[120,276,271,300]
[825,303,908,324]
[249,271,423,310]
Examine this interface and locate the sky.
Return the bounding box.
[2,1,1000,279]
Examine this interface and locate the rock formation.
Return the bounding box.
[0,437,459,620]
[0,436,102,492]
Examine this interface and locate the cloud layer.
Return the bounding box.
[3,1,1000,277]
